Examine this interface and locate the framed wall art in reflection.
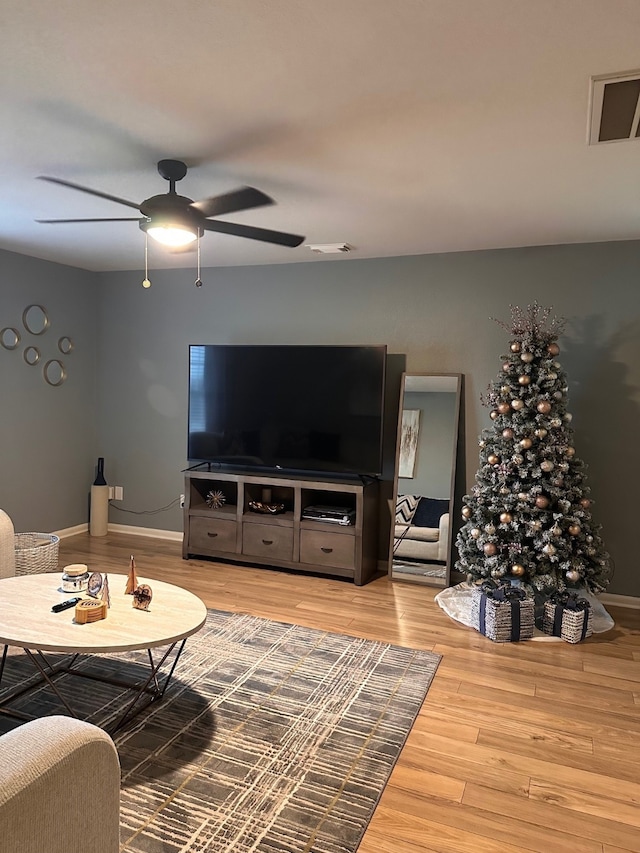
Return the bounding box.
[399,409,421,478]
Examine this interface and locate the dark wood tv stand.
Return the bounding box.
[182,467,379,585]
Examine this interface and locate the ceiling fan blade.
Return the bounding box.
[36,217,141,223]
[202,219,304,247]
[191,186,274,218]
[37,176,141,210]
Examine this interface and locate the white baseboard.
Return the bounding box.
[599,593,640,610]
[54,524,89,539]
[108,523,183,542]
[53,523,183,543]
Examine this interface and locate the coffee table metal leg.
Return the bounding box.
[24,649,79,718]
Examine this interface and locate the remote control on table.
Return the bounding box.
[52,597,82,613]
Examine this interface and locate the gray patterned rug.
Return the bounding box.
[0,610,441,853]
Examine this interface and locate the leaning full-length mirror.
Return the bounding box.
[389,374,461,587]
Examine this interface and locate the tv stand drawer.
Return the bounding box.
[242,523,293,561]
[190,516,238,553]
[300,529,355,570]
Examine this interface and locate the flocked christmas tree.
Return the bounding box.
[455,303,611,598]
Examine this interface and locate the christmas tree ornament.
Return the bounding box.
[535,495,550,509]
[502,428,514,439]
[566,446,576,457]
[519,438,533,449]
[490,410,499,420]
[520,352,534,363]
[542,543,557,556]
[568,524,581,536]
[535,428,548,438]
[564,413,573,421]
[541,460,554,472]
[580,498,591,508]
[502,362,512,373]
[537,400,551,414]
[518,375,531,385]
[485,524,496,534]
[548,343,560,356]
[510,341,521,352]
[501,385,510,394]
[483,543,497,556]
[497,402,510,413]
[511,399,524,410]
[487,454,500,465]
[462,505,472,518]
[550,417,562,428]
[499,512,512,524]
[512,454,524,465]
[566,569,581,582]
[511,564,525,576]
[471,528,481,539]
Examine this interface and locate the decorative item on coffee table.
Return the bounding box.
[125,554,138,594]
[87,571,103,597]
[75,598,108,623]
[132,584,152,611]
[205,489,226,509]
[248,500,285,515]
[101,574,111,608]
[543,590,593,643]
[470,580,535,642]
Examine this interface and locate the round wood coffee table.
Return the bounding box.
[0,573,207,732]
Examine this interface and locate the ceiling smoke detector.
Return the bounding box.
[589,70,640,144]
[305,242,353,254]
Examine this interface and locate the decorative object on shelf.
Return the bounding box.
[100,573,111,608]
[543,591,593,643]
[87,571,103,597]
[75,598,108,624]
[125,554,138,594]
[470,581,535,642]
[132,584,152,611]
[90,457,108,537]
[206,489,226,509]
[248,500,286,515]
[61,564,89,593]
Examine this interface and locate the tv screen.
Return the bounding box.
[188,344,387,477]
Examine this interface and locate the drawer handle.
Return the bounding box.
[321,547,333,554]
[207,532,219,538]
[262,539,274,546]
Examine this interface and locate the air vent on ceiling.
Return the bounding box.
[589,70,640,144]
[305,243,353,254]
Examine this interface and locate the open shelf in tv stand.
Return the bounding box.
[182,468,379,586]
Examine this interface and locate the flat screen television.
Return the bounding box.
[188,344,387,477]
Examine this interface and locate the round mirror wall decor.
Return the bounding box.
[43,359,67,387]
[58,336,74,354]
[0,327,21,350]
[22,304,50,335]
[23,346,41,366]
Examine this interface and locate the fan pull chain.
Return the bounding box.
[142,232,151,288]
[195,232,203,288]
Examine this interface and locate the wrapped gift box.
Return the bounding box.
[543,592,593,643]
[470,582,535,643]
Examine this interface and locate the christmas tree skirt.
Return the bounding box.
[435,582,614,639]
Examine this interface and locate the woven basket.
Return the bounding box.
[14,532,60,575]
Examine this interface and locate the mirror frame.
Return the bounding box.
[388,373,462,587]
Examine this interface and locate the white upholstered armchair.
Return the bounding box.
[0,716,120,853]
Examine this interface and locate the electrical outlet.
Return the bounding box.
[108,486,115,499]
[114,486,123,501]
[179,493,185,508]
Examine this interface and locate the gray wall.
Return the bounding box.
[1,240,639,595]
[0,249,98,531]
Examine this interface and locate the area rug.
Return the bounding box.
[0,610,441,853]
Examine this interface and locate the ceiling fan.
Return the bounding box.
[36,159,305,249]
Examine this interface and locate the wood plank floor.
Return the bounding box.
[59,531,640,853]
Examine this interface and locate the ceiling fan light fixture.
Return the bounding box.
[143,222,198,247]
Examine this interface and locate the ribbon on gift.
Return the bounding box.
[550,592,591,640]
[479,584,527,642]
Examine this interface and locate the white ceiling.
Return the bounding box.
[1,0,640,272]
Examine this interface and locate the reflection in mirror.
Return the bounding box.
[22,304,49,335]
[43,359,66,387]
[389,374,461,587]
[23,346,41,366]
[0,327,21,350]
